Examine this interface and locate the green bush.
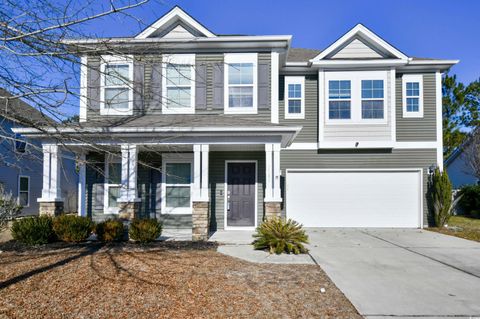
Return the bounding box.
[129,218,162,243]
[253,218,309,254]
[95,219,124,242]
[428,168,453,227]
[11,216,55,245]
[459,185,480,218]
[53,215,94,242]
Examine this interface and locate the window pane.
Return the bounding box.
[108,162,121,184]
[166,64,191,86]
[362,100,384,119]
[105,64,130,86]
[19,192,28,206]
[229,86,253,108]
[166,186,190,208]
[167,87,191,108]
[329,80,351,99]
[329,101,351,119]
[362,80,384,99]
[406,82,420,97]
[228,63,253,85]
[288,84,301,98]
[19,177,29,191]
[108,186,120,208]
[15,134,26,153]
[166,163,191,184]
[288,99,301,114]
[406,97,419,112]
[105,88,129,109]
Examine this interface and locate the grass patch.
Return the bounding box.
[429,216,480,242]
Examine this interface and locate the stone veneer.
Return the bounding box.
[39,201,64,216]
[264,202,282,220]
[118,202,141,220]
[192,201,209,241]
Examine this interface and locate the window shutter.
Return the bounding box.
[195,60,207,109]
[133,60,144,114]
[88,57,101,113]
[258,62,270,109]
[212,63,224,109]
[150,61,163,111]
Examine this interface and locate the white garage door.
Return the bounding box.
[286,169,422,228]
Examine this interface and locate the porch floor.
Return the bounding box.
[208,230,255,244]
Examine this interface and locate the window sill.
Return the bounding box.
[285,114,305,120]
[325,119,388,125]
[162,107,195,115]
[224,107,258,115]
[100,108,133,116]
[402,112,424,119]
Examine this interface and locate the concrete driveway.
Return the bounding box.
[307,229,480,318]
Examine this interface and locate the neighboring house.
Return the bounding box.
[0,88,78,215]
[445,131,479,188]
[14,6,458,239]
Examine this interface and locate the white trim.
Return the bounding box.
[224,53,258,114]
[18,175,30,208]
[79,56,87,122]
[271,51,279,124]
[200,144,209,201]
[99,55,134,116]
[311,59,408,68]
[77,153,86,217]
[161,153,194,215]
[436,71,444,171]
[118,144,140,203]
[318,141,395,149]
[285,141,438,150]
[39,144,63,202]
[311,24,408,61]
[402,74,424,118]
[135,7,216,39]
[284,143,318,150]
[103,154,122,215]
[390,68,396,142]
[284,76,305,119]
[162,54,196,114]
[224,160,258,231]
[409,59,459,65]
[318,69,325,143]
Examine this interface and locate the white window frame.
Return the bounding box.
[100,55,134,116]
[402,74,424,118]
[224,53,258,114]
[161,154,194,215]
[162,54,196,114]
[18,175,30,207]
[103,155,122,215]
[325,71,388,125]
[284,76,305,119]
[361,79,386,120]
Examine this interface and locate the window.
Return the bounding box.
[328,80,351,119]
[18,176,29,207]
[162,155,193,214]
[162,54,195,114]
[14,133,26,153]
[100,55,133,116]
[402,74,423,118]
[104,156,122,214]
[361,80,384,119]
[284,76,305,119]
[224,53,257,114]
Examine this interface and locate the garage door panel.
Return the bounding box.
[286,170,421,228]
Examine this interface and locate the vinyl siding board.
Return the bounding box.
[330,38,384,59]
[396,73,437,141]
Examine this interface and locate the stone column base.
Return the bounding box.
[192,201,209,241]
[264,201,282,220]
[118,202,141,220]
[39,201,64,216]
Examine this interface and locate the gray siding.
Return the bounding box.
[209,151,265,231]
[280,148,437,226]
[396,73,437,141]
[279,74,318,143]
[330,38,384,59]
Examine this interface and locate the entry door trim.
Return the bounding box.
[224,160,258,230]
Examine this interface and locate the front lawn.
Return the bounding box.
[429,216,480,242]
[0,241,360,319]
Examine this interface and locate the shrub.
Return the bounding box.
[428,168,453,227]
[95,219,124,242]
[459,185,480,218]
[11,216,55,245]
[129,218,162,243]
[53,215,94,242]
[252,218,309,254]
[0,186,22,232]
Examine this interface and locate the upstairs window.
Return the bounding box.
[402,74,423,118]
[224,53,257,114]
[328,80,351,120]
[100,55,133,116]
[284,76,305,119]
[18,175,30,207]
[163,54,195,114]
[14,133,26,153]
[361,80,384,119]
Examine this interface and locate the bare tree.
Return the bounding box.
[463,129,480,180]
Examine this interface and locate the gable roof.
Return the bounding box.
[136,6,216,39]
[446,128,479,166]
[0,88,54,127]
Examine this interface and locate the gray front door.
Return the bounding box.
[226,162,256,227]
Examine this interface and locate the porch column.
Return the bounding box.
[38,144,64,216]
[118,144,140,219]
[264,143,282,220]
[192,144,209,241]
[77,152,87,217]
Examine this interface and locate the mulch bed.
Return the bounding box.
[0,241,360,319]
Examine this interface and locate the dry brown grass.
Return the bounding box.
[0,242,360,319]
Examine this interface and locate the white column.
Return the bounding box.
[265,144,273,199]
[119,144,139,202]
[193,144,209,202]
[39,144,62,202]
[77,152,87,216]
[201,144,209,200]
[272,143,282,200]
[265,143,282,202]
[436,71,444,171]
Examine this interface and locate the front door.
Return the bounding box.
[226,162,256,228]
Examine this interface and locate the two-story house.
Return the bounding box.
[15,6,458,240]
